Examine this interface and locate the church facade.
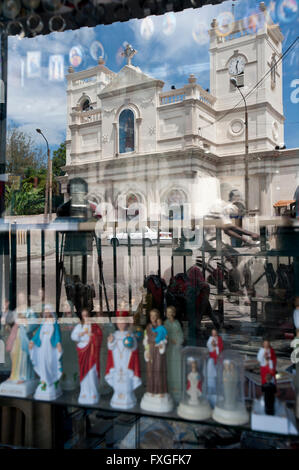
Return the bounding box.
[61,10,299,223]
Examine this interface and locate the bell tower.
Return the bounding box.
[209,3,284,156]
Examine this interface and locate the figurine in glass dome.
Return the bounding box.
[71,308,103,404]
[262,373,277,416]
[212,351,249,425]
[223,360,238,409]
[177,347,212,420]
[105,310,141,409]
[140,308,173,413]
[164,305,184,402]
[60,302,79,392]
[0,298,39,397]
[187,359,202,405]
[207,329,223,400]
[257,339,277,385]
[29,305,63,400]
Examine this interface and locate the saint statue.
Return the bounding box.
[71,308,103,404]
[105,310,141,409]
[223,360,238,410]
[186,359,202,406]
[29,305,63,400]
[0,300,39,397]
[257,340,277,385]
[140,309,173,412]
[207,329,223,397]
[164,306,184,402]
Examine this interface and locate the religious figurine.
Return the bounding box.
[177,347,212,420]
[212,351,249,425]
[222,360,238,410]
[71,308,103,405]
[0,299,14,377]
[206,329,223,403]
[164,305,184,402]
[186,359,202,405]
[60,302,79,391]
[0,303,39,397]
[29,305,63,400]
[257,339,277,385]
[140,309,173,413]
[262,373,277,416]
[105,310,141,409]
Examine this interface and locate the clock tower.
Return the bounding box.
[209,4,284,157]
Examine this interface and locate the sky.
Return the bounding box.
[6,0,299,153]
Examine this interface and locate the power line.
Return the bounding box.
[200,35,299,131]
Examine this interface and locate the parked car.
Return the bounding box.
[108,226,172,247]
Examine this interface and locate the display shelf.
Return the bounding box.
[0,384,298,440]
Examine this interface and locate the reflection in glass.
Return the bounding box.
[119,109,135,154]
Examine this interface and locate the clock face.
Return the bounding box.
[228,56,245,75]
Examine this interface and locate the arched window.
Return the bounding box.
[165,189,187,220]
[119,109,135,154]
[82,98,92,112]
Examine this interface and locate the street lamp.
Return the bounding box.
[230,77,249,213]
[36,128,52,221]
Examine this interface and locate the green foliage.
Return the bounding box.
[6,126,46,176]
[52,142,66,177]
[5,182,45,215]
[6,126,66,215]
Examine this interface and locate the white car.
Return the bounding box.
[108,226,172,246]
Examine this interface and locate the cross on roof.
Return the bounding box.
[121,44,137,65]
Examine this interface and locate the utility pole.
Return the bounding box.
[36,129,52,221]
[230,77,249,213]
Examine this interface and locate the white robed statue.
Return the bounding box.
[105,311,141,409]
[0,306,39,397]
[29,305,63,400]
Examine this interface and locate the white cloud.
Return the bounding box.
[7,51,67,146]
[7,26,100,147]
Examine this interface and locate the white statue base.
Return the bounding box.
[177,400,212,421]
[0,379,39,398]
[251,398,298,435]
[110,392,137,410]
[33,382,62,401]
[212,403,249,426]
[140,392,173,413]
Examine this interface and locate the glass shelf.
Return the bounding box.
[0,383,298,440]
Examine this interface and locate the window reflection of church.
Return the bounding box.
[62,10,298,224]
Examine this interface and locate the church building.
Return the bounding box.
[61,7,299,224]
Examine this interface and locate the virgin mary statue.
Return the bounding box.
[0,307,39,397]
[29,305,63,400]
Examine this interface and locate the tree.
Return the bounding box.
[5,131,66,215]
[52,141,66,178]
[6,126,46,176]
[5,181,45,215]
